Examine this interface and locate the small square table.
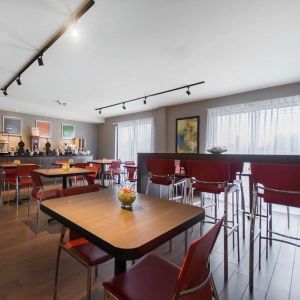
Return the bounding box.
[40,189,205,275]
[33,167,94,189]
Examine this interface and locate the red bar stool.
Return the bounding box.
[28,170,59,234]
[146,158,186,202]
[103,216,224,300]
[249,163,300,292]
[54,184,112,300]
[186,160,240,280]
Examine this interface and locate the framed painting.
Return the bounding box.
[36,120,51,138]
[62,123,75,140]
[176,116,199,153]
[3,116,22,136]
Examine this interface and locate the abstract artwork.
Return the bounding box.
[176,116,199,153]
[36,120,51,138]
[3,116,22,136]
[62,123,75,140]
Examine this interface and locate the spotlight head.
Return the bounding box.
[122,102,126,110]
[38,55,44,66]
[2,89,8,96]
[16,76,22,85]
[98,109,101,115]
[186,87,191,96]
[143,97,147,105]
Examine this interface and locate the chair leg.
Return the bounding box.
[87,266,92,300]
[184,230,188,255]
[214,194,217,223]
[258,197,262,269]
[269,204,273,246]
[35,201,40,234]
[145,179,150,195]
[232,193,235,249]
[53,245,62,300]
[266,203,269,260]
[210,274,219,300]
[287,206,290,229]
[236,190,240,262]
[223,188,229,281]
[27,196,32,224]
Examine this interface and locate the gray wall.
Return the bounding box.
[98,81,300,157]
[0,110,98,155]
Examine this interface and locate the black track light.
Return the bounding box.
[16,76,22,85]
[186,86,191,96]
[3,89,8,96]
[122,102,126,110]
[98,109,101,115]
[38,55,44,66]
[143,97,147,104]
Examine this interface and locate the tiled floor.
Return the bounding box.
[0,186,300,299]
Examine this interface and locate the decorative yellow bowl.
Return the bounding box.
[13,160,21,166]
[62,163,70,171]
[118,187,136,209]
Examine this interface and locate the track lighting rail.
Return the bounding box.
[95,81,205,114]
[1,0,94,96]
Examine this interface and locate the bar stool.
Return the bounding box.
[146,158,186,202]
[249,162,300,292]
[186,160,240,280]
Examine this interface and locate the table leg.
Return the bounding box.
[114,258,126,275]
[62,176,67,189]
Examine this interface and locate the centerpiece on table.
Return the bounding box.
[62,162,70,171]
[118,187,136,210]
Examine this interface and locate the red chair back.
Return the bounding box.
[146,158,175,185]
[229,162,244,181]
[187,160,230,193]
[111,160,121,169]
[17,164,39,177]
[251,163,300,207]
[75,162,88,168]
[30,170,43,187]
[174,216,224,299]
[4,168,17,180]
[124,161,135,166]
[57,184,100,240]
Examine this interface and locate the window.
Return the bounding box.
[206,95,300,154]
[116,118,154,163]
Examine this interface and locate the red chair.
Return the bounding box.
[123,161,137,188]
[186,160,239,280]
[7,164,39,211]
[2,168,17,203]
[103,160,121,187]
[85,165,99,185]
[54,184,112,300]
[103,216,224,300]
[69,162,88,186]
[146,158,186,202]
[249,163,300,292]
[28,170,59,234]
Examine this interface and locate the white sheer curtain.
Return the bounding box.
[206,95,300,154]
[116,118,154,163]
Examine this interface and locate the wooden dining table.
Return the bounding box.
[33,167,94,189]
[40,189,205,275]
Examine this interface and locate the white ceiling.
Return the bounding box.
[1,0,300,123]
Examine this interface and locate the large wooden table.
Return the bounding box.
[40,189,205,275]
[33,167,94,189]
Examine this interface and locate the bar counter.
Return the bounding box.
[0,154,94,169]
[137,153,300,193]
